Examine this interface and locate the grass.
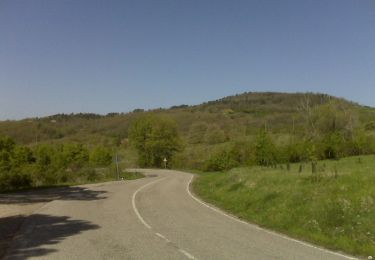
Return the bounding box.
[120,171,145,180]
[193,155,375,257]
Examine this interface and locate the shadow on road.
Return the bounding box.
[0,186,108,204]
[1,214,99,259]
[0,186,106,258]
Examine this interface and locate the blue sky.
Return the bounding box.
[0,0,374,119]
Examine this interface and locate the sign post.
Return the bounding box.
[163,158,167,169]
[115,152,120,180]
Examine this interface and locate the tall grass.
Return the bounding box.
[193,155,375,257]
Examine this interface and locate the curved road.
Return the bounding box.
[5,170,356,260]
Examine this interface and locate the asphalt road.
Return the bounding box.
[4,170,357,260]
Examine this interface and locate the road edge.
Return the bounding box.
[186,173,358,260]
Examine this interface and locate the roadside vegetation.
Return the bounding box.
[0,136,115,192]
[193,156,375,257]
[120,171,145,180]
[128,115,182,168]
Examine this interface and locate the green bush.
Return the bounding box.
[90,146,112,166]
[0,171,32,191]
[203,149,240,172]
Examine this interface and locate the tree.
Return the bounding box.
[61,144,89,168]
[129,115,182,167]
[35,145,55,170]
[12,146,34,166]
[255,130,277,166]
[319,131,345,159]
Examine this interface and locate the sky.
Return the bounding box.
[0,0,374,120]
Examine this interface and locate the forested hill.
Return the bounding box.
[0,92,374,146]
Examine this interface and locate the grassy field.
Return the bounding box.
[193,155,375,257]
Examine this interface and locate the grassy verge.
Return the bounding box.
[0,167,145,193]
[120,171,145,180]
[193,155,375,257]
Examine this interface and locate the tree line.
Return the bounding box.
[199,100,375,171]
[0,136,113,191]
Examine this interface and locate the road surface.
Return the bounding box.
[3,170,356,260]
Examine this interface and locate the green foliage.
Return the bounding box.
[89,146,112,166]
[34,145,54,169]
[188,122,208,144]
[62,144,89,168]
[203,149,239,172]
[204,124,227,144]
[1,92,375,173]
[0,136,15,151]
[12,146,34,166]
[318,131,345,159]
[314,101,356,136]
[129,115,182,167]
[0,136,116,192]
[255,130,278,166]
[0,171,32,191]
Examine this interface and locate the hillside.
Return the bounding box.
[1,92,372,146]
[0,92,374,170]
[1,91,375,185]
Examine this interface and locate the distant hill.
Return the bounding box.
[0,92,374,146]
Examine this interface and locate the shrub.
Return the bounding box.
[203,149,240,172]
[0,171,32,191]
[90,146,112,166]
[255,130,278,166]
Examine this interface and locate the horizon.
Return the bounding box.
[1,91,371,121]
[1,0,374,120]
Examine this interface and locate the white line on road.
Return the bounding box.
[132,176,198,260]
[155,232,171,243]
[186,175,357,260]
[179,249,198,260]
[132,177,166,229]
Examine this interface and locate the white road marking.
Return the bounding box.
[155,232,170,243]
[132,177,166,229]
[186,175,357,260]
[132,176,198,260]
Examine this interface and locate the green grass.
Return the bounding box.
[193,155,375,257]
[120,171,145,180]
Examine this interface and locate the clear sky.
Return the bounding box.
[0,0,374,120]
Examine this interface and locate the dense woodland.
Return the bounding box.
[1,92,375,191]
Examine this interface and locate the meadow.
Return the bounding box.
[193,155,375,257]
